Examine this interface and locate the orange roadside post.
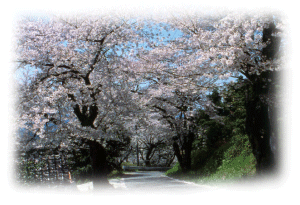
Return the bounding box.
[68,171,72,183]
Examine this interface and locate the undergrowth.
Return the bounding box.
[165,133,256,185]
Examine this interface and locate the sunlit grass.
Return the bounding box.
[165,133,256,186]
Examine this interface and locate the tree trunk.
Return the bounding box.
[72,102,113,190]
[173,141,183,168]
[172,132,194,172]
[166,154,175,167]
[185,131,194,171]
[86,139,112,190]
[245,71,277,176]
[246,100,275,175]
[145,145,155,167]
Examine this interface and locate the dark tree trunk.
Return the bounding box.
[165,154,175,167]
[144,160,151,167]
[86,139,112,189]
[73,104,98,128]
[72,102,113,189]
[246,98,275,175]
[172,131,194,172]
[145,145,155,167]
[243,22,281,176]
[173,141,183,167]
[245,71,279,176]
[184,133,193,171]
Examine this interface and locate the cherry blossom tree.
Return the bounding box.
[170,12,284,175]
[127,17,222,172]
[126,111,174,167]
[133,12,284,174]
[16,14,142,187]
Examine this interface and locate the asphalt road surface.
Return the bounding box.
[107,171,211,193]
[20,171,212,194]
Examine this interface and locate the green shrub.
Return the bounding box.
[197,133,256,184]
[191,149,210,170]
[165,162,182,176]
[72,164,93,184]
[198,143,232,177]
[166,133,256,185]
[108,169,125,179]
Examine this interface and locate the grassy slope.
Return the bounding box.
[165,134,256,186]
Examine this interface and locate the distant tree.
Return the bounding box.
[125,110,174,167]
[105,128,132,171]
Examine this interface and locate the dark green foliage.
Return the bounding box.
[194,95,231,151]
[68,132,132,184]
[168,23,282,179]
[69,144,93,183]
[198,142,232,176]
[221,78,247,135]
[224,133,253,161]
[166,132,256,184]
[191,149,210,170]
[105,134,132,171]
[72,165,93,184]
[107,169,125,179]
[166,79,257,182]
[209,88,222,107]
[205,121,227,148]
[16,154,46,185]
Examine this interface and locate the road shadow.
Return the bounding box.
[118,173,148,178]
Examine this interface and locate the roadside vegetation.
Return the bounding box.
[165,77,274,185]
[165,133,256,185]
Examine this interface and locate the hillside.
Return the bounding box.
[165,132,256,186]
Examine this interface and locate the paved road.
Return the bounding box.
[108,171,212,193]
[21,171,212,193]
[77,171,213,193]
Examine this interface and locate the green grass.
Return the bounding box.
[198,150,256,185]
[121,162,137,167]
[108,169,125,179]
[165,162,182,176]
[165,134,256,186]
